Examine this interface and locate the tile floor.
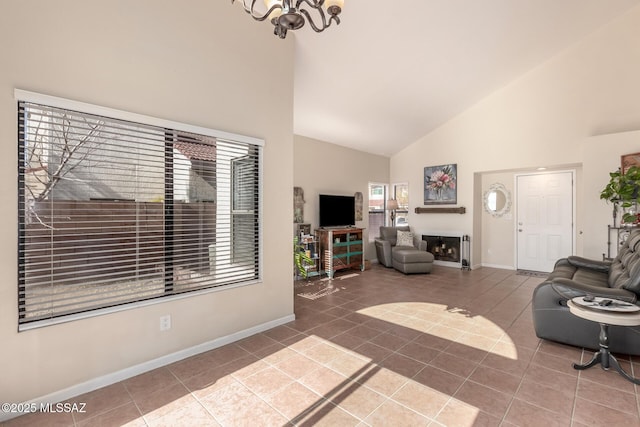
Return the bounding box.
[5,265,640,426]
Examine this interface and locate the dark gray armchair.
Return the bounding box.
[374,226,434,274]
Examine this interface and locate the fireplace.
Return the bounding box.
[422,233,462,268]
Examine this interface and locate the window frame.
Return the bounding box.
[15,89,264,330]
[392,182,409,226]
[367,182,388,242]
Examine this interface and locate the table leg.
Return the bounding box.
[572,323,640,385]
[573,351,602,370]
[607,353,640,385]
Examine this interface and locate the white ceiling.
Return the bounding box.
[292,0,640,157]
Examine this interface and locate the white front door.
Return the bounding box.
[516,171,574,272]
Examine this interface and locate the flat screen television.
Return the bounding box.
[319,194,355,228]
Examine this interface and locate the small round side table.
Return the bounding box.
[567,296,640,384]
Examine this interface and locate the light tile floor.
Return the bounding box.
[5,265,640,426]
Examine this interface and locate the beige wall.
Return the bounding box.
[479,172,516,269]
[0,0,294,406]
[391,4,640,266]
[293,135,390,259]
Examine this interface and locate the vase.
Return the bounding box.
[622,202,639,225]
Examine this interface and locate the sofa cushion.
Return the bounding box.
[622,255,640,295]
[546,259,577,280]
[379,226,410,247]
[393,259,433,274]
[546,258,610,289]
[572,269,610,288]
[392,247,434,264]
[396,230,414,247]
[610,231,640,294]
[567,256,610,273]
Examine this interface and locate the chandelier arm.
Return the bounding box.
[298,8,328,32]
[299,8,340,33]
[231,0,282,22]
[295,0,325,11]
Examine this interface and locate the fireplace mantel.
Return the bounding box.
[415,207,466,214]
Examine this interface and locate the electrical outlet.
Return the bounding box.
[159,315,171,331]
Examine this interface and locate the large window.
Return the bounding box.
[17,91,262,329]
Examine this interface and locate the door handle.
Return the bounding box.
[518,229,523,232]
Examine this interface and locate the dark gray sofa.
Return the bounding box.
[532,229,640,355]
[374,226,434,274]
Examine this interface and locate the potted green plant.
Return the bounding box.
[600,165,640,225]
[293,236,314,279]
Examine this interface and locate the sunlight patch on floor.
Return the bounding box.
[357,302,518,360]
[298,333,485,425]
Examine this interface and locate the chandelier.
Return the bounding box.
[232,0,344,39]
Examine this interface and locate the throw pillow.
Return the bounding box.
[396,230,414,247]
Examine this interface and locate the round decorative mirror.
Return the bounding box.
[483,183,511,218]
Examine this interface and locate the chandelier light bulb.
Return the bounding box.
[324,0,344,15]
[263,0,283,19]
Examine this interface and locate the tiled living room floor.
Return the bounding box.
[5,265,640,426]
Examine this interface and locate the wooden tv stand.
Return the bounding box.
[316,227,364,278]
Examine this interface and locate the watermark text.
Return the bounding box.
[2,402,87,414]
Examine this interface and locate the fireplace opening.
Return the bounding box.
[422,234,461,265]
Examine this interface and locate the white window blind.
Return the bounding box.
[18,98,261,328]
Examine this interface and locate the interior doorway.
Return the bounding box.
[516,171,574,272]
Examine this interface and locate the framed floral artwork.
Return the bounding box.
[424,164,457,205]
[621,152,640,174]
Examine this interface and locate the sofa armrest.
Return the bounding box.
[416,239,427,252]
[566,256,611,273]
[549,277,637,303]
[374,239,393,267]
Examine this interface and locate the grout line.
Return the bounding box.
[15,266,640,426]
[495,339,542,426]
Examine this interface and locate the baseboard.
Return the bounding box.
[0,313,296,422]
[480,263,515,270]
[433,260,462,269]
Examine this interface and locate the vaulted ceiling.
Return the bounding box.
[292,0,640,156]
